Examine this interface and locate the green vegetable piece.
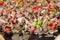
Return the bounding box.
[33,21,42,28]
[11,23,14,30]
[33,21,37,27]
[38,22,42,26]
[17,1,20,5]
[33,18,42,28]
[36,25,40,28]
[53,9,58,15]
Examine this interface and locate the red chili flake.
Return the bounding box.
[32,6,42,11]
[30,26,35,32]
[47,4,54,11]
[0,1,3,6]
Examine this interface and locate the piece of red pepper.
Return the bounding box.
[0,1,3,6]
[3,14,17,32]
[7,14,17,25]
[32,6,42,11]
[47,4,54,11]
[47,21,56,30]
[6,23,11,27]
[47,21,53,27]
[30,26,35,32]
[3,27,10,32]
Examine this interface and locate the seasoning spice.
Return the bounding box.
[32,6,42,11]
